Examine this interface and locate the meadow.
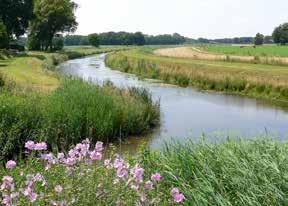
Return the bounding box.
[202,44,288,57]
[105,47,288,102]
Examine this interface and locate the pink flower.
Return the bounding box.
[144,180,153,190]
[54,185,63,193]
[34,142,47,151]
[131,164,144,182]
[29,192,37,203]
[1,176,14,191]
[1,194,10,205]
[113,158,123,169]
[117,167,127,178]
[41,153,54,164]
[171,188,185,203]
[25,140,35,150]
[57,153,65,160]
[90,151,102,161]
[95,141,103,152]
[65,158,76,166]
[6,160,16,169]
[151,173,161,182]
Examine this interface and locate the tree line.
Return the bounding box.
[63,32,186,46]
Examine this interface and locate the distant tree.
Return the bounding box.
[272,23,288,45]
[264,36,273,44]
[29,0,78,51]
[88,33,100,47]
[133,32,145,46]
[254,33,264,45]
[52,36,64,51]
[0,0,33,39]
[198,38,210,44]
[0,20,9,49]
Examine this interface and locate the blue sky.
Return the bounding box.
[73,0,288,38]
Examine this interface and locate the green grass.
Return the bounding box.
[203,44,288,57]
[0,78,160,160]
[105,48,288,102]
[143,139,288,205]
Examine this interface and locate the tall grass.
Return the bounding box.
[0,78,160,160]
[105,50,288,102]
[142,139,288,205]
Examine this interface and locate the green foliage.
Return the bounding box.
[52,37,64,51]
[0,0,33,38]
[273,23,288,45]
[29,0,78,51]
[0,79,159,159]
[0,20,9,49]
[254,33,264,45]
[143,139,288,205]
[145,33,185,45]
[64,35,89,46]
[88,33,100,47]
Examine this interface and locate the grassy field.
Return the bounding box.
[202,44,288,57]
[106,47,288,102]
[1,138,287,205]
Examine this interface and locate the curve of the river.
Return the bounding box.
[57,54,288,151]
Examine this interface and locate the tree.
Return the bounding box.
[88,33,100,47]
[272,23,288,45]
[254,33,264,45]
[0,20,9,49]
[0,0,33,38]
[29,0,78,51]
[133,32,145,46]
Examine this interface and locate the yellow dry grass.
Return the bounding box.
[154,47,288,65]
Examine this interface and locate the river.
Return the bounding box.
[57,54,288,151]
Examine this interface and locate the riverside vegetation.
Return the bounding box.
[105,46,288,102]
[1,138,288,205]
[0,47,159,160]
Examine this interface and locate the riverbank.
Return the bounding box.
[1,138,287,205]
[0,46,129,92]
[0,47,160,159]
[105,47,288,103]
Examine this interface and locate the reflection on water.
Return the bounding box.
[57,54,288,150]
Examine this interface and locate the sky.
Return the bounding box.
[73,0,288,39]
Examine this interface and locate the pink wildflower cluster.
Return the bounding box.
[0,139,185,205]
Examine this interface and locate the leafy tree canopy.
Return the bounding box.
[88,33,100,47]
[0,0,33,38]
[273,23,288,45]
[29,0,78,51]
[254,33,264,45]
[0,20,9,49]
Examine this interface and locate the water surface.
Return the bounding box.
[57,55,288,150]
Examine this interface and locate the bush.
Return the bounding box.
[0,79,160,159]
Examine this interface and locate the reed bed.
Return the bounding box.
[0,78,160,160]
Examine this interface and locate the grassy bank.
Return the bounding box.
[105,48,288,102]
[0,46,130,92]
[1,138,287,205]
[0,78,159,159]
